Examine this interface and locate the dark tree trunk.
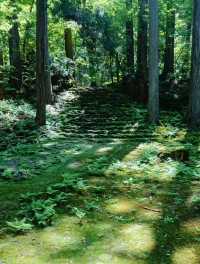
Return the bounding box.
[109,53,114,84]
[189,0,200,128]
[126,0,134,74]
[115,52,120,83]
[86,37,97,86]
[82,0,86,8]
[0,49,3,66]
[137,0,148,102]
[0,48,4,99]
[182,23,192,78]
[36,0,52,126]
[162,1,175,80]
[148,0,159,123]
[8,16,22,91]
[64,27,74,59]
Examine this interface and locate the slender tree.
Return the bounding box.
[189,0,200,128]
[35,0,52,126]
[162,0,175,81]
[115,52,120,83]
[137,0,148,102]
[148,0,159,123]
[0,49,3,66]
[64,27,74,59]
[0,42,4,99]
[126,0,134,74]
[8,14,22,90]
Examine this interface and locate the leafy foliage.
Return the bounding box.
[6,218,33,233]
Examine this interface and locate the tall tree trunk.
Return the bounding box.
[109,53,114,84]
[189,0,200,128]
[148,0,159,123]
[137,0,148,102]
[36,0,52,126]
[0,48,4,99]
[126,0,134,74]
[8,16,22,91]
[64,27,74,59]
[183,22,192,78]
[162,0,175,80]
[0,49,3,66]
[82,0,86,8]
[115,52,120,83]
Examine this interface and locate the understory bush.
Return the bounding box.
[6,173,90,232]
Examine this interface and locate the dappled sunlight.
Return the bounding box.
[96,146,114,155]
[105,197,138,214]
[136,206,161,221]
[172,245,200,264]
[107,158,179,183]
[39,217,82,250]
[182,218,200,235]
[0,232,43,264]
[123,142,165,162]
[88,176,107,185]
[111,223,155,255]
[0,76,198,264]
[67,161,83,170]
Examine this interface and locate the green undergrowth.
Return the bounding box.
[1,90,200,263]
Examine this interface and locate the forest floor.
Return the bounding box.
[0,87,200,264]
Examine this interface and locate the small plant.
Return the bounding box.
[84,199,100,211]
[6,218,33,234]
[1,168,14,179]
[20,199,56,227]
[87,157,110,176]
[191,195,200,211]
[71,207,86,219]
[138,144,161,164]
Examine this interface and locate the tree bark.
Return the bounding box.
[115,52,120,83]
[0,48,4,99]
[182,23,192,78]
[137,0,148,102]
[64,27,74,59]
[126,0,134,74]
[148,0,159,123]
[162,0,175,80]
[8,16,22,90]
[137,0,148,78]
[0,49,3,66]
[189,0,200,128]
[36,0,52,126]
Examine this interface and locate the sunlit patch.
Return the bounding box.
[96,146,113,154]
[105,197,138,214]
[144,161,178,181]
[88,176,106,185]
[67,161,83,169]
[172,245,200,264]
[136,206,161,221]
[109,139,125,145]
[0,234,42,264]
[0,216,83,264]
[39,229,81,251]
[111,223,155,255]
[123,143,165,162]
[182,218,200,235]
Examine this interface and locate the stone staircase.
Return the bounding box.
[56,87,155,143]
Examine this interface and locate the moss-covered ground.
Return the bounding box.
[0,88,200,263]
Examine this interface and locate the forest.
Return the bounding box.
[0,0,200,263]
